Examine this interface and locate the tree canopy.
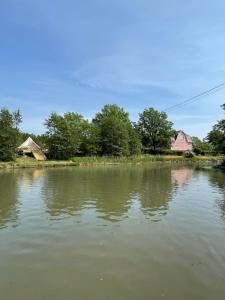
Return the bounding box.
[2,102,219,161]
[93,104,141,156]
[0,108,22,161]
[138,107,174,151]
[206,104,225,154]
[192,136,211,155]
[45,112,89,159]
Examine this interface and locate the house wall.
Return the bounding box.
[171,131,193,151]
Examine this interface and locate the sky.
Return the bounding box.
[1,0,225,138]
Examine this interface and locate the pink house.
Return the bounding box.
[171,130,193,151]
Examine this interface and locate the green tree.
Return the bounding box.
[93,104,138,156]
[128,123,142,155]
[206,104,225,154]
[192,136,211,155]
[138,107,174,151]
[0,107,22,161]
[45,112,88,159]
[206,130,225,153]
[79,122,101,156]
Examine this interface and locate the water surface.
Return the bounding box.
[0,165,225,300]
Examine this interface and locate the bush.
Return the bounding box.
[193,147,202,155]
[145,149,183,156]
[183,151,194,158]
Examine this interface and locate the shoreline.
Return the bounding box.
[0,155,224,170]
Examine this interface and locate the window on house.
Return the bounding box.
[178,135,184,140]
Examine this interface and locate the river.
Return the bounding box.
[0,165,225,299]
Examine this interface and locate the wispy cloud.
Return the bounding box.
[1,0,225,136]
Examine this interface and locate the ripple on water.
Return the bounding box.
[0,166,225,300]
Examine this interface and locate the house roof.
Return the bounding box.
[176,131,193,143]
[186,135,192,143]
[18,137,41,150]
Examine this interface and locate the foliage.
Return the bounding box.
[79,122,101,156]
[70,154,224,165]
[183,150,194,158]
[147,149,183,156]
[206,130,224,153]
[0,108,22,161]
[128,123,142,155]
[0,156,76,168]
[138,107,174,151]
[4,103,223,162]
[45,112,89,160]
[192,136,211,155]
[206,104,225,154]
[93,104,140,156]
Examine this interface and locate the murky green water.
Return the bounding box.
[0,165,225,300]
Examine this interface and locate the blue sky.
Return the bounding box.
[1,0,225,138]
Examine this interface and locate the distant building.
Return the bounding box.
[18,137,47,161]
[171,130,193,151]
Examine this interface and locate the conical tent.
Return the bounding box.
[18,137,41,151]
[18,137,47,161]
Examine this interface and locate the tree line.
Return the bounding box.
[0,103,224,161]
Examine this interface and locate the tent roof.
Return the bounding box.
[18,137,41,150]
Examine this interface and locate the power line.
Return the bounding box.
[166,85,225,113]
[164,81,225,113]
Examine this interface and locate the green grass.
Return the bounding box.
[71,154,225,165]
[0,155,224,169]
[0,156,76,169]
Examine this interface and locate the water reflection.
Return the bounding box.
[0,172,19,229]
[208,170,225,220]
[1,167,225,299]
[137,167,173,219]
[42,168,134,221]
[40,166,195,222]
[171,168,193,188]
[0,166,199,227]
[17,169,46,190]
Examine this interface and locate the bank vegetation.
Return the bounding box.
[0,103,224,166]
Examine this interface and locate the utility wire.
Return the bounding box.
[166,85,225,113]
[164,81,225,113]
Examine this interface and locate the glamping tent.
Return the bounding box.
[18,137,47,161]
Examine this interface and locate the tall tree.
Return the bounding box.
[206,104,225,154]
[128,123,142,155]
[45,112,88,159]
[93,104,139,156]
[138,107,174,151]
[0,108,22,161]
[79,122,101,156]
[192,136,211,154]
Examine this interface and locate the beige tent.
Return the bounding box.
[18,137,47,161]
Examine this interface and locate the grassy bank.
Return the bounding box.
[0,155,224,169]
[0,157,76,169]
[71,155,225,165]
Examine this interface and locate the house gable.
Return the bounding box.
[171,131,193,151]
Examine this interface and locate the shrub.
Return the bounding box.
[146,149,183,156]
[183,151,194,158]
[193,147,202,155]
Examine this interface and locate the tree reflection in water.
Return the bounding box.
[42,167,134,221]
[0,166,197,228]
[42,166,194,222]
[208,170,225,221]
[0,171,19,229]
